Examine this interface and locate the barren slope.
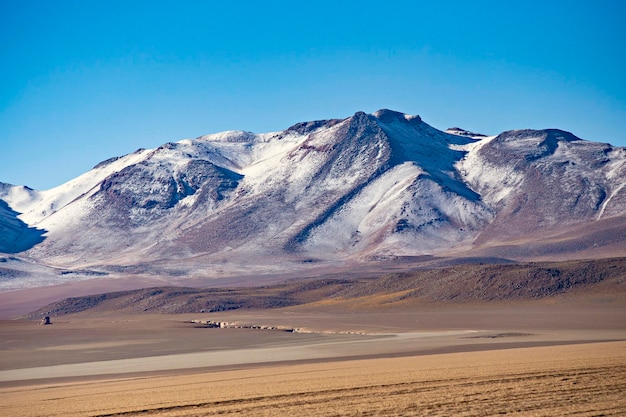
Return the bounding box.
[27,257,626,317]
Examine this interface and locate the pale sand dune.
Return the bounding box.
[1,341,625,416]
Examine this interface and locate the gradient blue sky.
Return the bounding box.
[1,0,625,190]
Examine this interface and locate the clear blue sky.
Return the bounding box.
[1,0,625,190]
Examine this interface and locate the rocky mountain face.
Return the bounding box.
[1,109,625,288]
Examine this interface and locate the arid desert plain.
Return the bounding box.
[1,262,626,416]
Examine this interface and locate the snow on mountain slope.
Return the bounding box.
[298,110,493,258]
[457,129,626,246]
[1,109,625,288]
[0,149,152,229]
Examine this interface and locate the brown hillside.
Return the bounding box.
[27,258,626,318]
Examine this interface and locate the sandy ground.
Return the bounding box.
[1,342,625,416]
[1,298,625,415]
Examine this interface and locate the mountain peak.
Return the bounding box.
[373,109,422,124]
[487,128,584,162]
[496,128,581,143]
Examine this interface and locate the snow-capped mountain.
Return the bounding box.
[1,109,625,288]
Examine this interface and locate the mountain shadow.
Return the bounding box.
[0,200,46,253]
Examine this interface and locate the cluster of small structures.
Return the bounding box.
[188,319,300,333]
[187,319,370,336]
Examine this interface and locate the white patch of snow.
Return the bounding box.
[1,149,152,226]
[455,135,523,207]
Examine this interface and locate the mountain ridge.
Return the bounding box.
[1,109,625,290]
